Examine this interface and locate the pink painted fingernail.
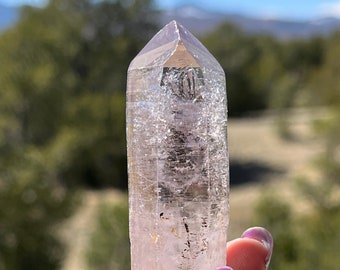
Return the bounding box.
[241,227,273,268]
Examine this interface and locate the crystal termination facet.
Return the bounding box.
[127,20,229,270]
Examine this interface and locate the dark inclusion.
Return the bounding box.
[161,67,204,101]
[158,67,208,201]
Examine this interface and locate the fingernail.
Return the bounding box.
[216,267,233,270]
[241,227,273,268]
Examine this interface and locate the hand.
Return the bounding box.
[217,227,273,270]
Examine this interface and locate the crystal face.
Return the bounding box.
[127,20,229,270]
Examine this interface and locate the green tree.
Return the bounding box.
[86,201,130,270]
[0,141,78,269]
[308,32,340,106]
[255,87,340,270]
[0,0,158,188]
[203,23,283,116]
[0,0,158,268]
[254,194,300,270]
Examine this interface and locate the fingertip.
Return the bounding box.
[241,227,273,256]
[241,227,273,267]
[227,238,267,270]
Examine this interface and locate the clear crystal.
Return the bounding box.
[127,20,229,270]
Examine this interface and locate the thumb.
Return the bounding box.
[226,227,273,270]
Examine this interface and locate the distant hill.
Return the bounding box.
[1,3,340,39]
[0,4,18,31]
[159,4,340,39]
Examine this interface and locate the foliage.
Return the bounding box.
[308,32,340,106]
[0,0,158,190]
[254,107,340,270]
[254,193,300,270]
[0,145,78,269]
[203,24,326,117]
[0,0,156,268]
[86,201,130,270]
[255,187,340,270]
[203,24,277,115]
[253,37,340,267]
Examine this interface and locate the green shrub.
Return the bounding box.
[86,201,130,270]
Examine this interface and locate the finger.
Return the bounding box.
[226,227,273,270]
[241,227,273,267]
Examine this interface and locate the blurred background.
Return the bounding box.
[0,0,339,269]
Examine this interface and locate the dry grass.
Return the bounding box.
[61,190,127,270]
[228,109,327,238]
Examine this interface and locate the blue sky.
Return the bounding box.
[155,0,340,20]
[2,0,340,20]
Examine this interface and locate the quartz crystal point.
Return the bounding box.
[127,20,229,270]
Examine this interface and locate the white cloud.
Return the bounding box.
[319,1,340,18]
